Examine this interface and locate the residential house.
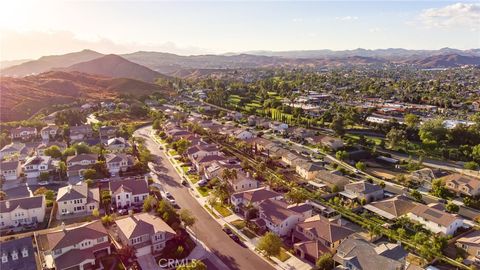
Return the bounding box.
[69,124,93,142]
[444,173,480,197]
[36,141,67,156]
[232,128,254,140]
[290,127,315,140]
[341,181,384,203]
[246,137,276,153]
[0,236,37,270]
[281,151,308,167]
[247,115,257,126]
[456,230,480,260]
[0,195,46,229]
[296,162,323,180]
[113,212,176,256]
[105,153,134,176]
[186,144,220,162]
[254,199,313,236]
[334,236,407,270]
[306,135,344,150]
[10,127,37,141]
[226,111,243,121]
[56,183,100,218]
[0,143,26,160]
[222,170,259,192]
[36,221,111,270]
[192,154,227,173]
[269,121,288,133]
[106,137,128,152]
[292,215,355,263]
[230,187,283,212]
[363,195,417,220]
[410,168,446,190]
[66,154,98,179]
[0,160,21,181]
[407,203,463,235]
[100,101,116,110]
[22,155,53,179]
[99,126,118,142]
[40,125,60,141]
[315,170,350,191]
[109,178,149,208]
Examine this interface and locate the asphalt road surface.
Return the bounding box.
[134,126,274,270]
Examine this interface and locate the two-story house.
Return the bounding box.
[269,121,288,133]
[292,215,355,263]
[66,154,98,179]
[56,183,100,219]
[296,162,323,180]
[231,187,283,213]
[40,125,60,141]
[113,212,176,257]
[22,155,53,179]
[99,126,118,142]
[10,127,37,141]
[0,160,21,181]
[407,203,464,235]
[341,181,384,203]
[0,195,46,229]
[109,178,149,208]
[281,151,308,167]
[36,221,111,270]
[254,199,313,236]
[334,236,407,270]
[456,230,480,260]
[106,137,128,152]
[105,153,134,176]
[186,144,220,162]
[444,173,480,197]
[0,143,27,160]
[306,135,344,151]
[224,170,259,192]
[363,195,417,220]
[69,125,93,142]
[0,236,37,270]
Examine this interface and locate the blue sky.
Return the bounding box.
[0,1,479,60]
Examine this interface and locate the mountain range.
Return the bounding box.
[2,48,479,79]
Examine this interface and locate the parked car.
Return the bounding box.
[118,209,128,215]
[198,179,208,187]
[223,227,233,235]
[181,179,188,186]
[38,181,49,186]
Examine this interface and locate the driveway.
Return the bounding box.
[134,126,274,270]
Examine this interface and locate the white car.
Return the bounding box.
[38,181,49,186]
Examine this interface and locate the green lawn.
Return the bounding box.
[188,174,200,184]
[275,248,291,262]
[196,186,210,197]
[204,204,219,218]
[181,166,190,174]
[168,149,178,156]
[212,203,232,217]
[231,219,246,230]
[241,228,257,239]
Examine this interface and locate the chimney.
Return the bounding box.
[5,201,10,209]
[246,171,250,178]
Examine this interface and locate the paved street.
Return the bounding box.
[134,126,275,270]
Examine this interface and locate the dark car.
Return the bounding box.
[229,234,240,242]
[223,227,233,235]
[181,179,188,186]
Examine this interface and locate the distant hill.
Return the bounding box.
[405,54,480,68]
[1,49,104,77]
[0,71,173,122]
[0,59,31,69]
[62,54,169,83]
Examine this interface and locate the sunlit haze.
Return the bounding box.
[0,0,479,60]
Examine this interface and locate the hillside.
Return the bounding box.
[405,54,480,68]
[1,49,103,77]
[62,54,169,83]
[0,71,173,122]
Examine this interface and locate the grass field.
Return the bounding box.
[196,186,210,197]
[213,203,232,217]
[275,248,291,262]
[231,219,246,230]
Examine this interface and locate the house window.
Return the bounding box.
[117,195,121,200]
[97,237,104,243]
[11,251,18,260]
[134,197,139,203]
[22,249,28,258]
[1,254,7,263]
[126,194,129,199]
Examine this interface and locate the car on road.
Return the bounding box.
[223,227,233,235]
[118,209,128,215]
[181,179,188,186]
[38,181,49,186]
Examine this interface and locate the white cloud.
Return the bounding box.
[419,2,480,30]
[292,18,303,23]
[369,27,385,33]
[335,16,359,21]
[0,29,211,60]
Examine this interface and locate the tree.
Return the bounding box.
[257,232,282,257]
[330,116,345,136]
[176,260,206,270]
[431,179,449,199]
[386,127,406,149]
[0,191,7,200]
[58,161,67,180]
[316,253,334,270]
[355,161,367,171]
[410,189,423,202]
[446,201,459,213]
[143,195,157,212]
[335,150,349,161]
[286,188,308,204]
[464,161,479,170]
[39,171,50,182]
[473,144,480,162]
[419,118,447,145]
[396,228,406,239]
[179,209,196,228]
[85,179,94,188]
[82,169,97,180]
[44,145,62,159]
[92,208,100,217]
[404,114,420,129]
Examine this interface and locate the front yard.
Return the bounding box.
[275,247,291,262]
[212,203,232,217]
[196,186,210,197]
